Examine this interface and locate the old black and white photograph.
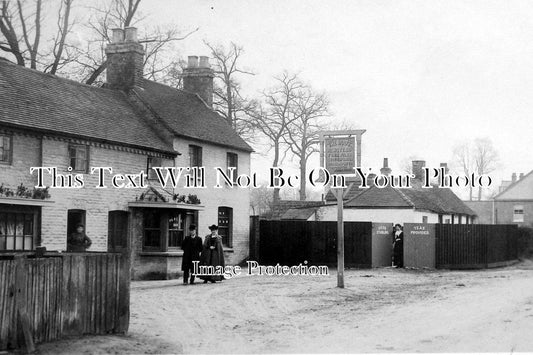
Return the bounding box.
[1,0,533,354]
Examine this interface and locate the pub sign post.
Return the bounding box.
[318,130,366,288]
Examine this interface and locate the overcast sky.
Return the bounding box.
[142,0,533,192]
[6,0,532,198]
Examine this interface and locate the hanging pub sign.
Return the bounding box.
[324,136,356,174]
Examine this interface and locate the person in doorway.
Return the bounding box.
[181,224,203,285]
[199,224,225,283]
[392,223,404,268]
[67,223,92,252]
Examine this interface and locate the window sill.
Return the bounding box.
[139,251,184,257]
[223,248,234,253]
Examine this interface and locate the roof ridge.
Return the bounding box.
[0,59,115,93]
[493,169,533,199]
[343,184,373,204]
[393,187,415,207]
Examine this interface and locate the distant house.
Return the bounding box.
[317,160,476,224]
[466,171,533,227]
[267,200,325,220]
[0,27,252,279]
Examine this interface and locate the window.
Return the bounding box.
[513,205,524,223]
[189,145,202,168]
[227,153,238,183]
[143,209,195,251]
[0,134,12,164]
[444,218,451,224]
[69,144,89,172]
[218,207,233,247]
[143,210,162,250]
[108,211,128,252]
[0,209,37,251]
[146,156,162,180]
[168,211,184,248]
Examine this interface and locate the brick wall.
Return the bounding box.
[1,131,251,270]
[173,138,251,265]
[37,137,173,251]
[0,132,40,188]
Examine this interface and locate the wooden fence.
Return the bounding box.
[257,221,519,270]
[259,220,372,268]
[0,253,130,351]
[436,224,518,269]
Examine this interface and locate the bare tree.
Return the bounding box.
[452,141,475,200]
[400,155,423,175]
[284,85,329,200]
[452,138,499,201]
[74,0,196,86]
[251,72,304,204]
[205,41,255,138]
[48,0,73,74]
[0,0,41,67]
[250,185,273,216]
[473,137,499,200]
[17,0,41,69]
[0,0,76,72]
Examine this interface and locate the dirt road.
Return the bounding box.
[38,260,533,354]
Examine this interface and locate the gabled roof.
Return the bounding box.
[134,80,253,152]
[267,200,325,220]
[281,207,319,220]
[494,170,533,200]
[325,177,366,202]
[343,180,476,216]
[0,59,175,155]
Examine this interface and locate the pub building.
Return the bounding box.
[0,27,252,279]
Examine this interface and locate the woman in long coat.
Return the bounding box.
[200,224,225,283]
[392,223,404,268]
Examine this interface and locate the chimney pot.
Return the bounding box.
[380,158,392,176]
[512,173,517,183]
[111,28,124,43]
[124,27,138,42]
[183,54,214,107]
[520,173,524,180]
[105,27,144,90]
[188,56,199,68]
[199,56,210,68]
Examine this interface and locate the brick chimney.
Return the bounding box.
[519,172,524,180]
[412,160,426,181]
[380,158,392,176]
[512,173,517,183]
[440,162,449,174]
[182,55,214,107]
[105,27,144,91]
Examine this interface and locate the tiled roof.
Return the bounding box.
[344,180,476,216]
[0,59,175,154]
[494,170,533,200]
[325,177,367,202]
[266,200,325,220]
[134,80,253,152]
[281,207,319,220]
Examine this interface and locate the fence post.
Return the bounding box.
[11,255,35,352]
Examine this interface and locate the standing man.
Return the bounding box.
[67,223,92,252]
[181,224,203,285]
